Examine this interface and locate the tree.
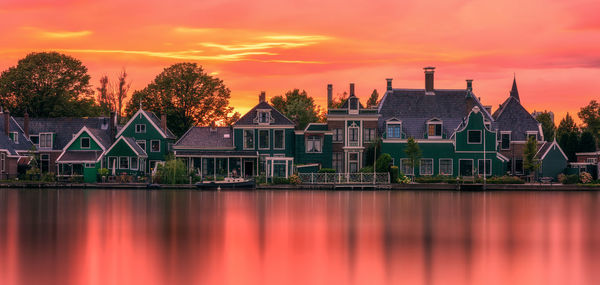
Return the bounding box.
[125,63,239,137]
[556,113,578,140]
[535,111,555,140]
[579,131,597,152]
[366,89,379,108]
[578,100,600,147]
[329,92,348,109]
[269,89,322,130]
[557,113,580,161]
[113,69,131,120]
[0,52,100,117]
[523,135,541,177]
[404,137,421,175]
[96,75,115,115]
[364,137,382,166]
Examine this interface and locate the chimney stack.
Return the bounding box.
[327,84,333,108]
[424,67,435,93]
[386,78,393,91]
[24,110,29,138]
[259,91,266,103]
[466,79,473,91]
[109,111,116,142]
[4,109,9,137]
[161,113,167,134]
[349,83,355,97]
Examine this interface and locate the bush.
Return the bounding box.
[97,168,109,176]
[254,176,266,184]
[272,177,290,184]
[397,172,411,184]
[25,167,41,181]
[289,174,301,185]
[561,174,579,184]
[156,158,188,184]
[580,172,593,184]
[390,166,399,182]
[486,176,524,184]
[415,175,454,183]
[375,154,393,172]
[557,173,566,183]
[41,172,56,182]
[318,168,336,173]
[359,166,374,173]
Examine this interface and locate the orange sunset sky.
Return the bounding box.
[1,0,599,123]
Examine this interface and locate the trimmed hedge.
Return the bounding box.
[318,168,336,173]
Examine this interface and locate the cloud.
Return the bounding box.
[22,27,92,39]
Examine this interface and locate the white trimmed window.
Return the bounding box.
[130,157,139,170]
[243,129,254,149]
[387,123,402,138]
[468,130,481,144]
[420,159,433,175]
[401,159,414,175]
[81,137,90,149]
[586,158,598,163]
[439,159,453,175]
[348,127,359,146]
[478,159,492,176]
[136,140,146,152]
[258,111,271,124]
[150,140,160,152]
[119,157,129,169]
[135,124,146,133]
[258,130,270,149]
[333,152,344,172]
[427,120,442,138]
[39,133,53,149]
[333,128,344,142]
[363,128,376,143]
[306,135,323,153]
[273,129,285,150]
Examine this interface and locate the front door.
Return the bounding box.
[244,161,254,177]
[459,160,473,176]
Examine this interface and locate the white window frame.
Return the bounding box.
[273,129,285,150]
[243,129,255,150]
[306,135,323,153]
[136,140,146,152]
[348,126,360,146]
[332,152,344,172]
[130,157,139,170]
[586,158,598,163]
[420,158,434,176]
[459,159,474,177]
[80,137,91,149]
[401,159,414,175]
[119,156,129,169]
[135,124,146,133]
[257,110,272,125]
[150,140,161,153]
[467,130,482,144]
[426,121,442,139]
[85,163,95,168]
[39,133,53,149]
[526,131,538,141]
[0,153,5,172]
[258,129,270,150]
[478,159,492,176]
[439,158,453,176]
[386,123,402,139]
[333,128,344,143]
[363,128,376,143]
[40,154,50,173]
[500,132,511,150]
[10,132,18,144]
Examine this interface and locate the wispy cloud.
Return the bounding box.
[199,42,313,51]
[22,27,92,39]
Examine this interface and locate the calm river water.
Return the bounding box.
[1,189,599,285]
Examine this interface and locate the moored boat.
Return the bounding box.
[195,177,255,190]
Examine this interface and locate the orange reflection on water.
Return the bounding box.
[1,190,600,285]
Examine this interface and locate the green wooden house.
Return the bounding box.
[294,123,333,173]
[56,126,111,182]
[111,108,177,173]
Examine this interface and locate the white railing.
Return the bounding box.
[298,172,390,184]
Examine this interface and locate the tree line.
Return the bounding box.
[0,52,343,137]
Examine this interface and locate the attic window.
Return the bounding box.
[255,110,272,124]
[427,121,442,139]
[81,137,90,149]
[468,130,481,144]
[9,132,18,144]
[223,133,231,139]
[135,124,146,133]
[349,98,358,110]
[387,122,402,139]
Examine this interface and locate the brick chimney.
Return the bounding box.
[24,110,29,138]
[349,83,355,97]
[327,84,333,108]
[259,91,266,103]
[386,78,393,91]
[161,113,167,134]
[466,79,473,92]
[4,109,9,136]
[109,111,116,142]
[424,67,435,93]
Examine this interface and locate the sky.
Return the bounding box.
[1,0,599,123]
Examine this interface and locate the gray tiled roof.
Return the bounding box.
[123,137,148,156]
[141,110,177,139]
[492,97,540,141]
[535,141,551,159]
[57,150,103,162]
[175,150,258,157]
[0,115,33,152]
[175,127,234,149]
[378,89,496,138]
[13,117,113,150]
[0,134,19,155]
[234,101,294,126]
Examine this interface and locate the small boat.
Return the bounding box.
[195,177,255,190]
[146,183,162,189]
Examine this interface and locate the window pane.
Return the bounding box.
[420,159,433,175]
[440,159,452,175]
[478,160,491,175]
[501,134,510,149]
[259,130,269,149]
[151,140,160,152]
[468,130,481,143]
[244,130,254,149]
[274,130,284,149]
[120,157,129,169]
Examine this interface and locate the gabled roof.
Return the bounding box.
[174,127,234,149]
[492,96,540,141]
[56,150,103,163]
[105,136,148,157]
[0,114,33,152]
[14,117,112,150]
[378,88,495,139]
[0,134,20,156]
[116,109,176,139]
[339,94,365,109]
[535,139,568,161]
[234,101,295,126]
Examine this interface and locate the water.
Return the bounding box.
[1,189,599,285]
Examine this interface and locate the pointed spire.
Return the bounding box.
[510,74,520,101]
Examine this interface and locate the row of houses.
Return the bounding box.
[0,67,580,182]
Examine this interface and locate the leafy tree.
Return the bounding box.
[535,111,555,140]
[366,89,379,108]
[0,52,100,117]
[329,92,348,109]
[578,131,597,152]
[269,89,322,130]
[557,113,580,161]
[578,100,600,147]
[156,156,188,184]
[556,113,578,140]
[404,137,421,174]
[523,135,541,176]
[96,75,114,115]
[125,63,239,137]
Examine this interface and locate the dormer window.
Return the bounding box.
[348,97,359,114]
[39,133,53,149]
[9,132,18,144]
[135,124,146,133]
[387,122,402,139]
[255,109,273,125]
[426,119,442,139]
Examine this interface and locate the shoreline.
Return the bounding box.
[1,182,599,191]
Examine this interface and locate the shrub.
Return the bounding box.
[557,173,566,184]
[397,172,411,184]
[289,174,301,185]
[156,158,188,184]
[580,172,593,184]
[390,166,399,182]
[97,168,109,176]
[272,177,290,184]
[41,172,56,182]
[486,176,525,184]
[562,174,579,184]
[359,166,374,173]
[375,154,393,172]
[415,175,453,183]
[254,176,266,184]
[318,168,336,173]
[25,167,41,181]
